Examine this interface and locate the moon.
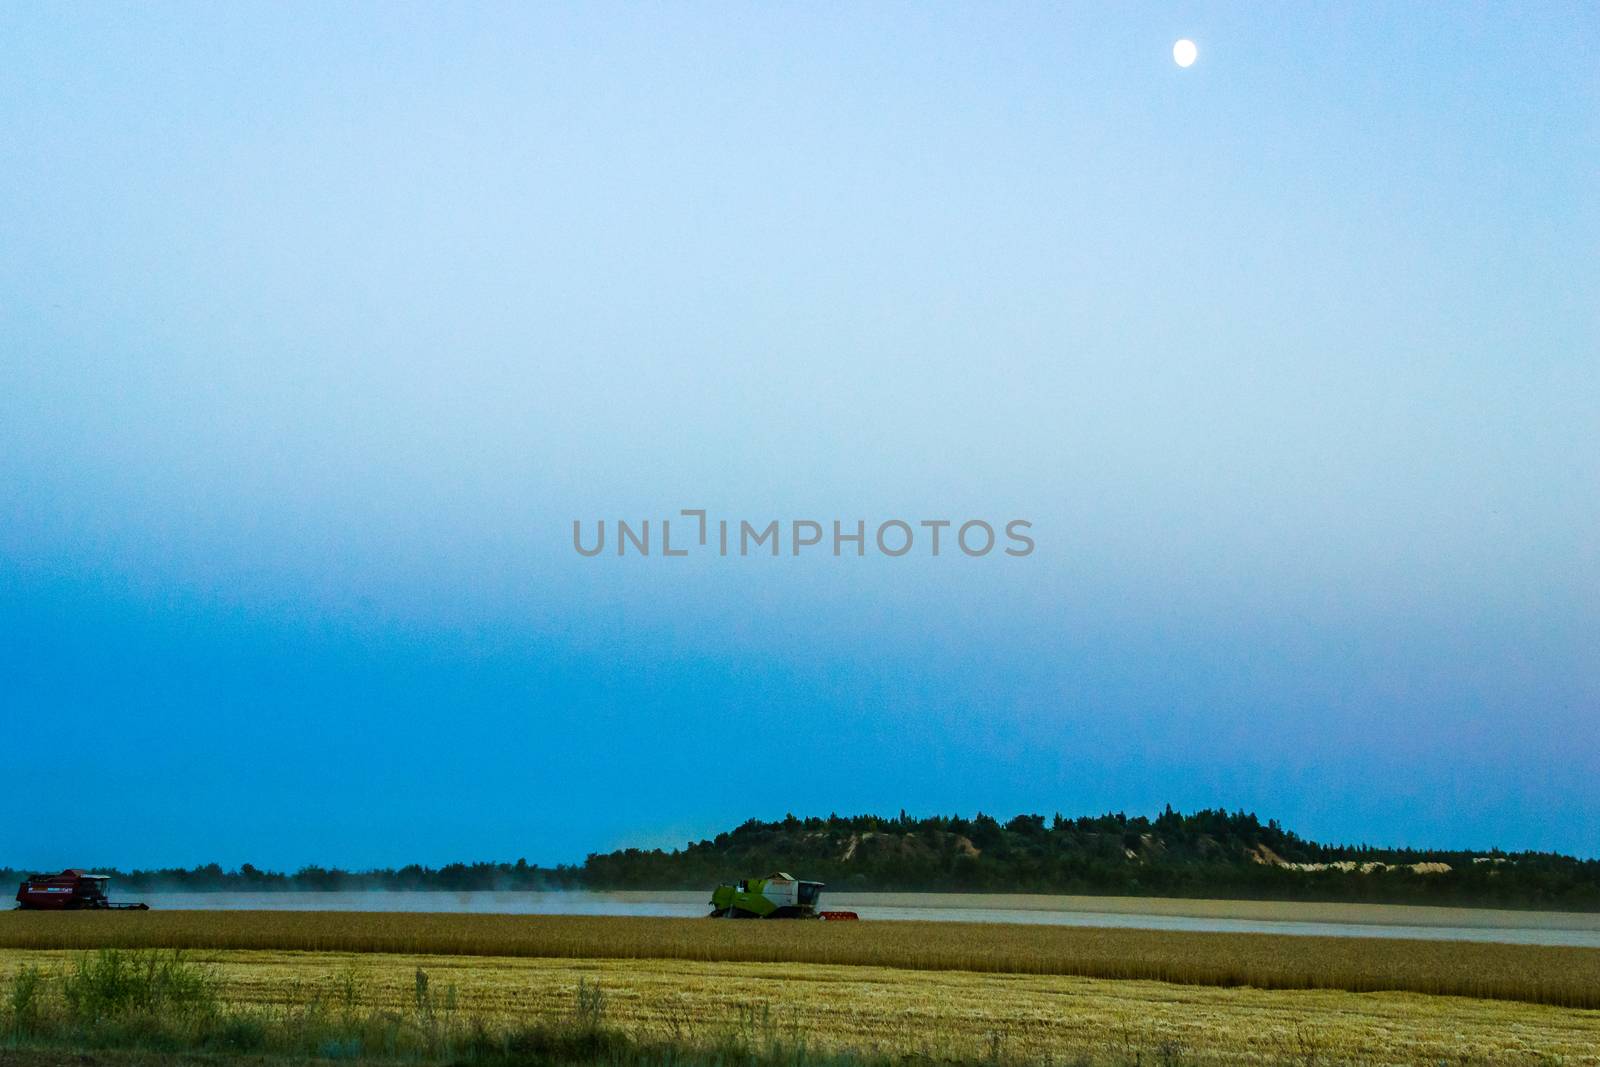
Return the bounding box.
[1172,39,1198,68]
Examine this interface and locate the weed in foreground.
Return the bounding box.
[0,956,1115,1066]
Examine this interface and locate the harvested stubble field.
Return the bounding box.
[2,911,1598,1009]
[3,948,1599,1066]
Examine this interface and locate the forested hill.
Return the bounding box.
[581,809,1600,909]
[8,809,1598,909]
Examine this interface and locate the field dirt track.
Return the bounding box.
[3,911,1599,1008]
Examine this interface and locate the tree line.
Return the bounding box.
[8,808,1598,910]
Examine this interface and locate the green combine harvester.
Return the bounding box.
[708,872,858,920]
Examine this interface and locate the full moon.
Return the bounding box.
[1173,39,1198,68]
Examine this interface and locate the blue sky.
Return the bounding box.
[2,3,1596,868]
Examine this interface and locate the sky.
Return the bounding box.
[2,3,1596,869]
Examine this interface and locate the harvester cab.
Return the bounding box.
[14,870,149,910]
[708,872,856,920]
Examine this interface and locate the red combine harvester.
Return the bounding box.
[14,870,149,910]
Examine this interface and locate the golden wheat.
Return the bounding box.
[5,949,1599,1066]
[2,911,1597,1009]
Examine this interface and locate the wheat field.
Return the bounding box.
[2,911,1598,1008]
[3,948,1598,1066]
